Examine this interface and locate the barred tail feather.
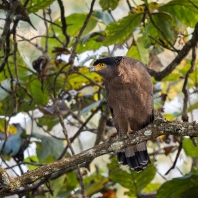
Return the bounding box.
[117,142,150,172]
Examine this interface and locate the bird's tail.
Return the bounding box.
[117,142,149,172]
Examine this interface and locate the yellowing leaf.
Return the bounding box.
[0,119,17,134]
[8,125,17,134]
[132,5,145,13]
[65,67,103,91]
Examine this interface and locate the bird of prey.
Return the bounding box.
[90,56,154,172]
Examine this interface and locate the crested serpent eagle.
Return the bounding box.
[90,56,154,172]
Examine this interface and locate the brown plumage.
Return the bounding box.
[90,56,154,172]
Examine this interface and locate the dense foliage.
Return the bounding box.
[0,0,198,197]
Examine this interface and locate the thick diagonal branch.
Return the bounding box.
[148,23,198,81]
[0,117,198,196]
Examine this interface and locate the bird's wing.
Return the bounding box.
[104,81,114,117]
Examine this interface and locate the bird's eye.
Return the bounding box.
[101,63,105,67]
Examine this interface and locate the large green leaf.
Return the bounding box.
[43,13,98,55]
[107,157,156,196]
[66,13,97,36]
[76,32,104,53]
[127,39,149,64]
[84,171,109,196]
[104,13,142,46]
[22,0,55,13]
[159,0,198,27]
[27,78,49,106]
[183,137,198,157]
[99,0,120,11]
[33,132,64,161]
[157,173,198,198]
[143,12,176,48]
[45,175,66,198]
[64,170,79,192]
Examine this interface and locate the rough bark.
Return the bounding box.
[0,117,198,196]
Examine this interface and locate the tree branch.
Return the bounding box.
[57,0,70,46]
[0,117,198,196]
[148,22,198,81]
[69,0,96,65]
[165,141,183,175]
[182,41,197,121]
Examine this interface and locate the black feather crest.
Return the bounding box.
[93,56,123,67]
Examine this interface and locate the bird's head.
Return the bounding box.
[90,57,123,79]
[90,62,106,72]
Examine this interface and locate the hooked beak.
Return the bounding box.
[90,66,95,72]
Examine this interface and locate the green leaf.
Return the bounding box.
[93,10,113,25]
[22,0,55,13]
[157,173,198,198]
[159,0,198,27]
[76,32,104,53]
[44,13,98,55]
[46,175,66,198]
[65,171,79,192]
[84,171,109,196]
[144,183,161,193]
[33,132,64,161]
[99,0,120,11]
[183,137,198,157]
[104,13,142,46]
[86,177,108,196]
[37,115,60,131]
[24,155,40,170]
[66,13,97,36]
[143,12,176,48]
[188,101,198,113]
[107,157,156,196]
[162,73,180,82]
[127,40,149,64]
[65,67,102,91]
[27,78,49,106]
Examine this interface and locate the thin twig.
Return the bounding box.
[165,141,183,175]
[69,0,96,65]
[0,0,18,50]
[43,9,49,53]
[126,0,133,12]
[188,0,198,9]
[34,13,62,28]
[182,44,197,121]
[57,0,70,46]
[58,102,102,160]
[149,35,178,52]
[145,4,178,52]
[52,97,87,198]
